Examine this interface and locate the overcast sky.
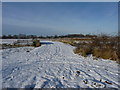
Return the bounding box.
[2,2,118,36]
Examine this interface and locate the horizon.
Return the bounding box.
[1,33,118,37]
[2,2,118,36]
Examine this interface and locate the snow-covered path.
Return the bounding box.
[2,41,120,88]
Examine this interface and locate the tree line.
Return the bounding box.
[1,34,97,39]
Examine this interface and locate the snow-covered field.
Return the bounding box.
[1,40,120,88]
[1,39,32,44]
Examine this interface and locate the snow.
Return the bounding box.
[1,41,120,88]
[1,39,32,44]
[1,39,18,44]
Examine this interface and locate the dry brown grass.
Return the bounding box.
[92,48,118,60]
[58,35,119,63]
[74,46,92,57]
[2,44,33,49]
[72,38,92,41]
[57,39,75,46]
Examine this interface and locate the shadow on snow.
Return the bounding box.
[40,41,53,45]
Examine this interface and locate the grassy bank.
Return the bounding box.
[58,35,120,64]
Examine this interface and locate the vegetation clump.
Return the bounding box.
[32,39,40,47]
[62,34,120,63]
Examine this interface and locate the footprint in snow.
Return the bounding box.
[76,70,80,76]
[26,50,30,52]
[82,79,106,88]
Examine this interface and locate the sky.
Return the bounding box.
[0,2,1,36]
[2,2,118,36]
